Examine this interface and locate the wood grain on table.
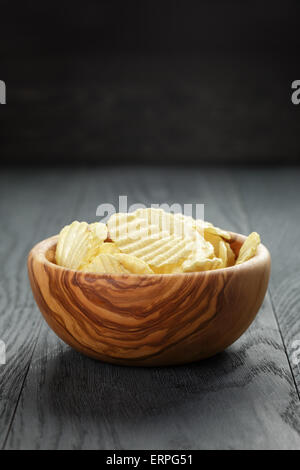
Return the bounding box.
[0,167,299,449]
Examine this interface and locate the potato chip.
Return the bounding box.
[89,222,108,241]
[96,242,120,255]
[203,232,220,256]
[201,222,234,268]
[56,210,260,274]
[218,240,228,268]
[180,232,221,272]
[198,220,231,241]
[81,253,153,274]
[107,209,216,273]
[186,231,214,259]
[113,253,154,274]
[136,208,197,238]
[236,232,260,265]
[154,262,184,274]
[107,212,141,240]
[79,242,120,270]
[225,242,236,267]
[182,256,223,273]
[107,208,195,241]
[116,234,195,269]
[56,221,106,270]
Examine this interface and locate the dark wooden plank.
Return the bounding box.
[2,53,300,166]
[3,168,300,449]
[0,168,90,448]
[232,167,300,394]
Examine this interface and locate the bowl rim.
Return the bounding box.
[28,231,271,280]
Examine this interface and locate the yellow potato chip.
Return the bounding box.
[79,242,120,270]
[107,209,215,273]
[107,208,196,241]
[96,242,120,255]
[107,212,140,240]
[56,210,258,274]
[89,222,108,241]
[55,221,106,270]
[113,253,153,274]
[236,232,261,265]
[189,231,215,259]
[225,242,236,267]
[218,240,228,268]
[181,232,222,272]
[195,236,235,269]
[182,256,223,273]
[81,253,153,274]
[116,234,195,269]
[136,208,197,238]
[203,232,220,256]
[153,262,184,274]
[201,222,234,267]
[200,221,231,240]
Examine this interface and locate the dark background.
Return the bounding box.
[1,3,300,450]
[1,0,300,165]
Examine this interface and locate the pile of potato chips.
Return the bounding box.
[55,208,261,274]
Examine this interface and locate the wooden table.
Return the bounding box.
[0,166,299,449]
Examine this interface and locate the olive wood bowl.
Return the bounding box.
[27,232,271,366]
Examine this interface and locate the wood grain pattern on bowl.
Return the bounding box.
[27,232,271,366]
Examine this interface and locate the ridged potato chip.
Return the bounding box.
[202,221,231,240]
[89,222,108,241]
[182,256,223,273]
[81,253,153,274]
[55,211,260,274]
[203,231,220,255]
[201,223,235,267]
[236,232,260,265]
[135,208,197,238]
[115,234,195,271]
[108,208,195,241]
[114,253,154,274]
[107,209,215,273]
[96,242,120,255]
[56,221,107,270]
[179,231,220,272]
[79,242,120,270]
[226,242,236,267]
[218,240,228,268]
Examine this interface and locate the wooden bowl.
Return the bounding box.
[28,232,271,366]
